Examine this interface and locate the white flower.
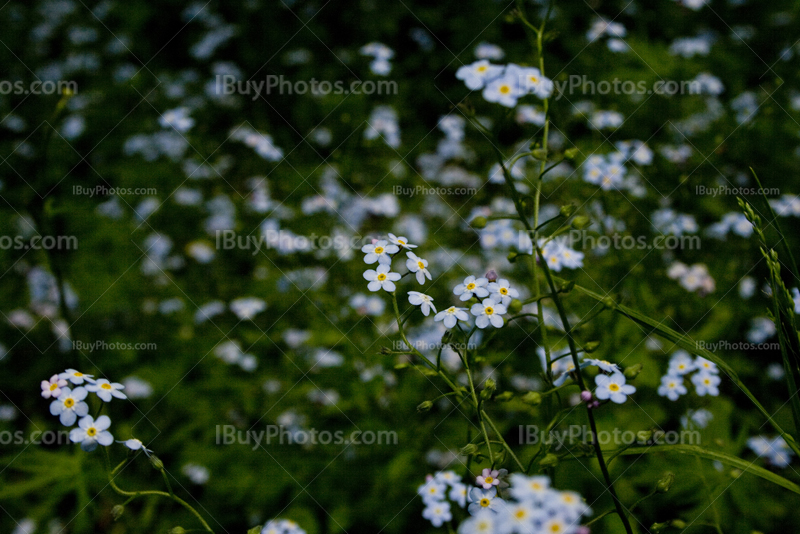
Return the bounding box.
[459,510,498,534]
[41,374,68,399]
[435,470,460,486]
[50,387,89,426]
[454,275,489,301]
[657,375,688,401]
[498,501,537,534]
[387,233,417,249]
[594,372,636,404]
[59,369,95,385]
[467,486,505,515]
[230,297,267,320]
[691,371,721,396]
[508,473,551,503]
[422,500,452,527]
[668,351,696,375]
[69,415,113,451]
[418,477,447,504]
[482,72,522,108]
[119,438,153,456]
[86,379,127,402]
[363,264,401,292]
[361,239,399,264]
[449,482,468,508]
[406,252,432,285]
[515,65,554,99]
[408,291,436,316]
[582,358,621,373]
[470,298,506,329]
[487,278,519,306]
[694,356,718,374]
[434,306,469,328]
[456,60,504,90]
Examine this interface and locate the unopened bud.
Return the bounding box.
[650,522,668,533]
[507,251,519,263]
[583,341,600,353]
[564,147,579,159]
[111,505,124,521]
[495,391,514,402]
[571,216,591,229]
[521,391,542,406]
[580,391,592,403]
[417,401,433,413]
[394,362,410,369]
[471,216,487,229]
[559,204,576,217]
[485,269,498,283]
[531,148,548,160]
[624,363,643,379]
[560,280,575,293]
[539,453,559,467]
[149,455,164,471]
[656,472,675,493]
[460,444,479,456]
[481,378,497,400]
[670,520,687,529]
[508,299,523,314]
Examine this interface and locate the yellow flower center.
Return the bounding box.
[87,427,97,437]
[499,85,511,94]
[50,383,58,391]
[417,261,425,269]
[466,283,476,290]
[515,510,526,519]
[377,273,387,281]
[485,307,494,315]
[64,398,75,408]
[484,476,493,484]
[608,383,620,392]
[374,246,384,254]
[480,498,491,507]
[477,66,487,72]
[398,239,406,244]
[499,288,508,295]
[529,75,539,83]
[101,383,112,390]
[704,379,711,385]
[74,372,83,377]
[550,525,561,533]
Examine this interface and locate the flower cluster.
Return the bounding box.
[419,470,592,534]
[456,60,554,108]
[260,518,308,534]
[666,262,715,294]
[360,42,394,75]
[40,369,139,452]
[747,436,794,468]
[657,350,720,400]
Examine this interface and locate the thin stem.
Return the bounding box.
[483,411,525,472]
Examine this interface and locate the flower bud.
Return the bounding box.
[417,401,433,413]
[571,216,591,229]
[670,520,687,529]
[539,453,559,467]
[650,522,668,533]
[531,148,548,160]
[601,296,616,309]
[560,280,575,293]
[580,391,592,403]
[495,391,514,402]
[521,391,542,406]
[623,363,643,379]
[508,299,523,314]
[485,269,498,283]
[111,505,124,521]
[481,378,497,400]
[460,443,479,456]
[149,455,164,471]
[582,341,600,353]
[169,528,186,534]
[471,216,488,229]
[564,147,579,160]
[507,251,519,263]
[394,362,410,369]
[656,472,675,493]
[559,204,576,217]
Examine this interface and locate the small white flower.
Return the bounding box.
[498,501,537,533]
[41,374,68,399]
[230,297,267,320]
[459,510,497,534]
[405,252,432,285]
[434,306,469,328]
[363,264,401,292]
[482,73,522,107]
[422,500,452,527]
[387,233,417,249]
[470,298,506,329]
[59,369,95,385]
[119,438,153,456]
[417,477,447,504]
[657,375,688,401]
[508,473,550,503]
[361,239,399,264]
[694,356,719,374]
[467,487,505,515]
[449,482,468,508]
[487,278,519,306]
[50,387,89,426]
[594,372,636,404]
[69,415,114,451]
[454,275,489,301]
[691,371,721,396]
[456,60,504,90]
[582,358,621,374]
[668,351,696,375]
[408,291,436,316]
[86,379,127,402]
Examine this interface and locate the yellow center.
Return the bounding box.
[417,261,425,269]
[484,476,493,484]
[531,482,542,490]
[477,66,487,72]
[377,273,387,281]
[550,525,561,533]
[480,498,490,507]
[87,427,97,437]
[64,398,75,408]
[515,510,526,519]
[466,283,476,290]
[485,307,494,315]
[429,488,437,494]
[563,495,574,503]
[50,383,58,391]
[398,239,406,244]
[704,379,711,385]
[374,246,384,254]
[529,75,539,83]
[608,383,620,392]
[499,288,508,295]
[74,372,83,377]
[499,85,511,94]
[101,383,112,390]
